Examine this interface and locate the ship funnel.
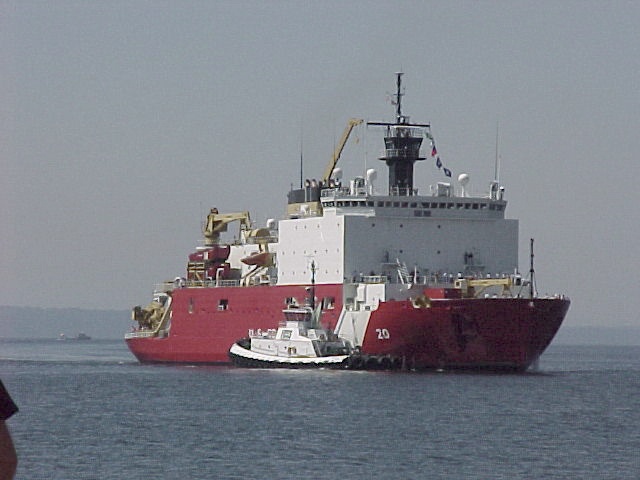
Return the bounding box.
[458,173,470,197]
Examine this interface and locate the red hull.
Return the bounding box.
[126,284,343,364]
[360,297,570,371]
[126,284,569,371]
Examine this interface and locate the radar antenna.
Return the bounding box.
[394,71,404,123]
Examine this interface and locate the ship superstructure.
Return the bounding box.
[126,73,569,371]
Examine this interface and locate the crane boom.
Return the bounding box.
[203,208,251,246]
[321,118,363,184]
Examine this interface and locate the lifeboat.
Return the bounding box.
[241,251,273,267]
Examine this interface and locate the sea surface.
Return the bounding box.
[1,339,638,479]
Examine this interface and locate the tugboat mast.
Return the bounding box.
[309,260,316,310]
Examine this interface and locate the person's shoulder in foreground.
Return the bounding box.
[0,380,18,480]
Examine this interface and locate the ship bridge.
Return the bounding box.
[319,180,507,220]
[277,173,517,288]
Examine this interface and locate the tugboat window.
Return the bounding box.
[322,297,336,309]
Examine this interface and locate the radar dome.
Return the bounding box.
[458,173,470,197]
[332,167,343,180]
[366,169,377,195]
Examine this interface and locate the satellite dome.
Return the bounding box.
[458,173,470,197]
[458,173,470,186]
[366,168,377,181]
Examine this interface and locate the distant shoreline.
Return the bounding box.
[552,325,640,346]
[0,305,130,340]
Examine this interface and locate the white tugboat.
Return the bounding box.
[228,263,353,368]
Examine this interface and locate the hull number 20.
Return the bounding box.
[376,328,390,340]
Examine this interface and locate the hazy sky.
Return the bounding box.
[2,1,639,329]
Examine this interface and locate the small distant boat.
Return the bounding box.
[58,332,92,341]
[229,263,353,368]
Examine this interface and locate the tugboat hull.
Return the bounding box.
[228,342,350,369]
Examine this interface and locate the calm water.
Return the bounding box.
[1,339,639,479]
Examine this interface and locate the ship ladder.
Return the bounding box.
[396,259,411,285]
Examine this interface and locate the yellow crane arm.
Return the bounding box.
[203,208,251,245]
[321,118,363,184]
